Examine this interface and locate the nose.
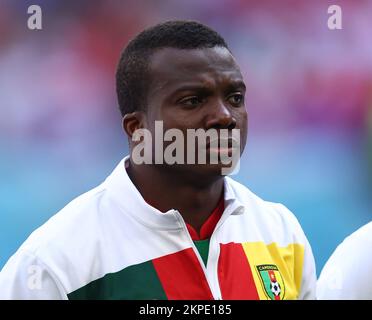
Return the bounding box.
[205,99,236,130]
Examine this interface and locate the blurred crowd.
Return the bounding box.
[0,0,371,271]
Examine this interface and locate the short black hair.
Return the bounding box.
[116,20,229,116]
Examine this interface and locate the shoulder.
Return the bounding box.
[337,222,372,259]
[19,183,109,257]
[7,181,114,290]
[225,177,306,241]
[324,222,372,266]
[225,177,316,299]
[317,222,372,299]
[343,222,372,245]
[0,181,113,298]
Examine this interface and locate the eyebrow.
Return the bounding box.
[171,85,212,95]
[225,80,246,92]
[171,80,246,95]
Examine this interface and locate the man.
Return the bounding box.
[0,20,316,299]
[317,222,372,299]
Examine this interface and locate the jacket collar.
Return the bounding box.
[105,156,245,230]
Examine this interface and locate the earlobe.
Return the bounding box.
[122,112,144,138]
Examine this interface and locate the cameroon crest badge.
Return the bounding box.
[256,264,285,300]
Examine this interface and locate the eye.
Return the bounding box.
[228,93,244,106]
[178,96,205,108]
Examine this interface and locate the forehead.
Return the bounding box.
[148,47,243,92]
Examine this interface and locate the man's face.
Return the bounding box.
[142,46,248,176]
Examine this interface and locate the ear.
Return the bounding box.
[122,111,145,139]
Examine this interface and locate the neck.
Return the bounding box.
[126,159,224,233]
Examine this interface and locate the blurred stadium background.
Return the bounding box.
[0,0,371,275]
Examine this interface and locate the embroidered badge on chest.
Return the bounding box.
[256,264,286,300]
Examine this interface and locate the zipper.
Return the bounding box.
[206,230,222,299]
[173,203,243,300]
[173,210,222,300]
[206,202,245,300]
